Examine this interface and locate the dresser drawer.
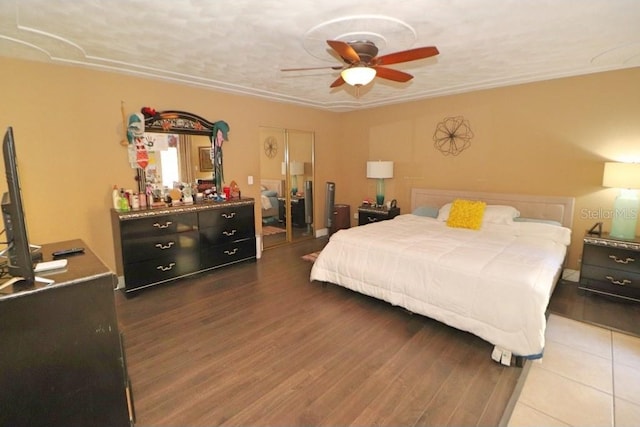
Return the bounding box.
[199,206,255,245]
[201,238,256,269]
[198,205,254,230]
[122,230,199,263]
[123,250,201,290]
[582,244,640,274]
[200,225,254,246]
[121,212,197,239]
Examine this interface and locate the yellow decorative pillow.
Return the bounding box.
[446,199,487,230]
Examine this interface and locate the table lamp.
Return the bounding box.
[366,161,393,206]
[282,161,305,195]
[602,161,640,240]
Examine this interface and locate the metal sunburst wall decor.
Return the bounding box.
[433,116,474,156]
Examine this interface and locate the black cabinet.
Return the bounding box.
[0,240,133,427]
[358,206,400,226]
[579,233,640,302]
[112,200,256,293]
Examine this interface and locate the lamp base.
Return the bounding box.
[376,178,385,206]
[610,191,639,240]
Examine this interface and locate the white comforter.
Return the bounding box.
[310,214,571,357]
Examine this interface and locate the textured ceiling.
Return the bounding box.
[1,0,639,112]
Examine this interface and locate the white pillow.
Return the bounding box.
[437,202,520,224]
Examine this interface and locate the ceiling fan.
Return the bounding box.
[282,40,439,88]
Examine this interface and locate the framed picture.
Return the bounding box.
[199,147,213,172]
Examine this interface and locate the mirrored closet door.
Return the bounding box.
[259,127,314,249]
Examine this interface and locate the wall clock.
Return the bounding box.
[433,116,474,156]
[263,136,278,158]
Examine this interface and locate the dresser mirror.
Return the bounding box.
[259,127,314,248]
[132,110,225,195]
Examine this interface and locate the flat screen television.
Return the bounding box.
[1,126,36,287]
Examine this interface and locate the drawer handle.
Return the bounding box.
[367,217,379,222]
[608,255,636,264]
[605,275,632,286]
[156,262,176,272]
[153,221,173,229]
[222,229,237,236]
[224,248,238,256]
[222,212,236,219]
[155,241,175,250]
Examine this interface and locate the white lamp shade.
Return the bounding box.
[290,161,304,176]
[341,67,376,86]
[603,162,640,189]
[282,161,304,176]
[367,161,394,179]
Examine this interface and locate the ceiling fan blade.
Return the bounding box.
[327,40,361,64]
[329,75,346,88]
[376,46,439,66]
[281,65,343,72]
[373,67,414,83]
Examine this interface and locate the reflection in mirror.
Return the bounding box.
[259,127,314,249]
[132,110,229,203]
[144,134,213,189]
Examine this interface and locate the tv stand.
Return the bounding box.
[0,239,134,426]
[0,275,54,291]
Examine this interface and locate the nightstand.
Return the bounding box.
[358,205,400,226]
[278,196,305,228]
[579,232,640,302]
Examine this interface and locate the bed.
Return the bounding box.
[260,179,283,225]
[310,188,575,360]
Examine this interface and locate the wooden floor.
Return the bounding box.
[115,237,522,426]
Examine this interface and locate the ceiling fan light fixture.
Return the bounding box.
[341,66,376,86]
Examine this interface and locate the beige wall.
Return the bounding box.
[0,56,638,272]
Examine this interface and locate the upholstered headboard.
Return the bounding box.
[260,178,284,197]
[411,188,575,228]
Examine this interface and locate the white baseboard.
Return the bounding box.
[315,228,329,237]
[114,275,125,290]
[562,268,579,282]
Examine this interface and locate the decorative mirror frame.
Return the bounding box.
[143,110,216,136]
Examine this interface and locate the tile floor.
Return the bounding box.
[507,314,640,426]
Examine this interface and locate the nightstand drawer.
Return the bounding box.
[579,265,640,302]
[358,206,400,226]
[583,245,640,274]
[580,264,640,288]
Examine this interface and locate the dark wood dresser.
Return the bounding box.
[0,239,133,427]
[111,199,256,294]
[579,233,640,302]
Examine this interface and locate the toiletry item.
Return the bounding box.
[112,185,119,209]
[118,193,130,211]
[131,193,140,209]
[138,191,147,208]
[119,189,127,211]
